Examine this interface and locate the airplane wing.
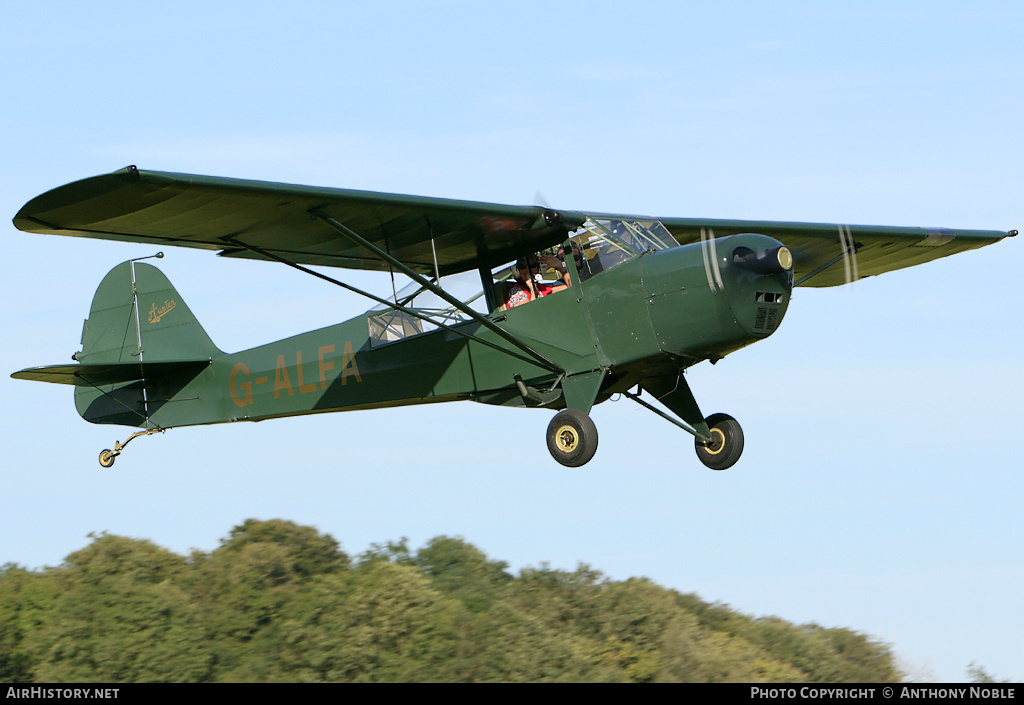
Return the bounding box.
[13,166,586,277]
[15,167,1012,285]
[657,217,1013,287]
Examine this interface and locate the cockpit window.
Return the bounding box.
[366,271,486,346]
[570,218,675,280]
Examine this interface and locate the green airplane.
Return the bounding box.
[11,166,1015,469]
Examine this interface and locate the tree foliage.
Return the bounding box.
[0,521,903,682]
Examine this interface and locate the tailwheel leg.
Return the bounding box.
[546,409,599,467]
[98,428,163,468]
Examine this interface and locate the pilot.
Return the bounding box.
[504,254,570,309]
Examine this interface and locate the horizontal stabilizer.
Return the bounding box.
[12,360,210,387]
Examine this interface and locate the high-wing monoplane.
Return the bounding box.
[12,166,1015,468]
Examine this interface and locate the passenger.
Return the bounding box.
[559,243,591,282]
[563,240,608,281]
[504,254,569,309]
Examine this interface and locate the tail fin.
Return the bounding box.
[79,260,221,363]
[13,260,221,427]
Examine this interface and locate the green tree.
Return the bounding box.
[0,522,903,683]
[186,519,350,680]
[217,519,349,579]
[413,536,512,613]
[967,662,1010,684]
[454,601,618,682]
[0,564,58,682]
[24,535,212,682]
[261,560,464,682]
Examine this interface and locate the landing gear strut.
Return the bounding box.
[546,409,599,467]
[98,428,163,468]
[630,374,745,471]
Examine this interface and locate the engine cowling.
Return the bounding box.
[642,233,794,361]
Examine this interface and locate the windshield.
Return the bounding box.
[569,218,676,280]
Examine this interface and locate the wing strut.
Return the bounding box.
[221,237,561,374]
[308,208,564,374]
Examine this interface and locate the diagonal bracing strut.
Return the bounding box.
[307,208,563,374]
[221,235,562,374]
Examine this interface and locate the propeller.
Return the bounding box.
[837,224,860,285]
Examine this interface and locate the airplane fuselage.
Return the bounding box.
[74,234,792,430]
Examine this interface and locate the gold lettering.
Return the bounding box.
[147,299,176,324]
[318,344,336,389]
[340,340,362,385]
[296,350,317,394]
[274,354,294,398]
[230,362,252,408]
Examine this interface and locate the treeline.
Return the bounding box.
[0,520,901,682]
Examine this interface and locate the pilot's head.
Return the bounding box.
[558,244,583,267]
[516,256,540,279]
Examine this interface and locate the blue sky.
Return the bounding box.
[2,1,1021,682]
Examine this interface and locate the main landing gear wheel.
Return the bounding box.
[98,449,116,468]
[695,413,744,471]
[546,409,599,468]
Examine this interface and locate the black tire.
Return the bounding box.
[694,413,743,470]
[546,409,599,467]
[99,449,116,468]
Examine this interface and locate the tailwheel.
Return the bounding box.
[695,413,744,471]
[546,409,599,467]
[96,428,163,468]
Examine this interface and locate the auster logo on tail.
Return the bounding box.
[148,300,176,324]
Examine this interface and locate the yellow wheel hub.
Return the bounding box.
[555,425,579,453]
[703,428,726,455]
